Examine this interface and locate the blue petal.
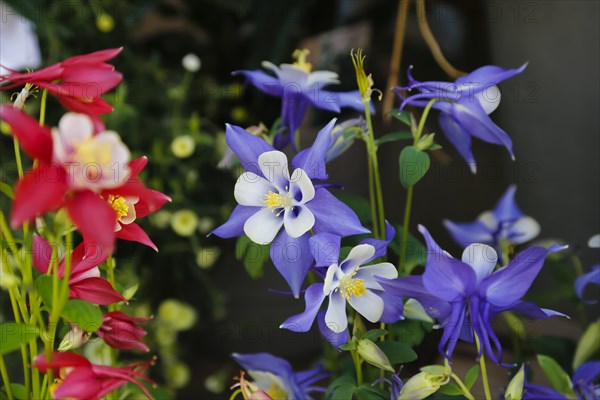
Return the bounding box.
[317,310,348,347]
[443,219,494,247]
[480,245,566,308]
[419,225,477,302]
[307,188,370,236]
[573,361,600,387]
[307,90,367,113]
[523,383,566,400]
[210,205,259,238]
[493,185,524,221]
[438,112,476,173]
[295,365,330,396]
[225,123,275,172]
[575,265,600,304]
[360,221,396,260]
[378,289,405,324]
[232,69,284,97]
[455,63,528,89]
[270,230,314,298]
[280,283,326,332]
[292,119,336,181]
[438,300,466,360]
[232,353,302,398]
[281,97,309,148]
[498,301,568,319]
[309,233,341,267]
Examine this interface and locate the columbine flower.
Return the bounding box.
[575,233,600,304]
[380,225,567,364]
[34,352,155,400]
[523,361,600,400]
[395,63,527,172]
[281,227,400,342]
[96,311,152,352]
[32,234,125,305]
[232,353,329,400]
[2,107,169,252]
[1,48,122,119]
[211,119,368,297]
[444,185,540,260]
[325,117,367,162]
[233,49,366,149]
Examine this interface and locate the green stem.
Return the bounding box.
[364,101,385,240]
[351,350,363,385]
[39,89,48,126]
[0,356,14,400]
[414,98,439,142]
[474,333,492,400]
[399,185,413,273]
[12,138,24,179]
[367,149,379,237]
[450,373,475,400]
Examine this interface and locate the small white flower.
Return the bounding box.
[182,53,201,73]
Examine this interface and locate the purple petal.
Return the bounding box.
[455,63,528,89]
[309,233,341,267]
[360,221,396,260]
[281,96,309,148]
[481,245,566,308]
[232,353,303,398]
[438,112,476,172]
[575,265,600,304]
[270,231,314,298]
[523,383,566,400]
[210,205,259,238]
[493,185,524,221]
[378,289,405,324]
[444,219,495,247]
[280,283,326,332]
[292,119,336,181]
[317,310,348,347]
[572,361,600,386]
[307,188,369,236]
[225,123,274,172]
[499,301,568,319]
[232,69,284,97]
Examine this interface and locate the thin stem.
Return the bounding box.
[364,101,386,239]
[474,333,492,400]
[0,356,14,400]
[383,0,411,118]
[39,89,48,126]
[415,0,465,79]
[12,138,24,179]
[367,148,379,237]
[399,185,414,273]
[351,350,363,385]
[414,98,438,141]
[450,373,475,400]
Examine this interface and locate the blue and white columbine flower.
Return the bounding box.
[380,225,567,364]
[444,185,540,260]
[232,352,329,400]
[211,119,368,297]
[281,229,401,344]
[523,361,600,400]
[233,49,366,149]
[396,63,527,172]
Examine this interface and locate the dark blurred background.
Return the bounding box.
[1,0,598,398]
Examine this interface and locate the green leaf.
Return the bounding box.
[375,131,412,146]
[61,299,103,333]
[35,275,54,308]
[379,341,418,364]
[387,109,412,126]
[421,365,451,375]
[573,319,600,369]
[465,365,480,389]
[0,323,39,355]
[537,354,576,398]
[339,341,358,351]
[362,329,387,342]
[0,182,14,199]
[388,232,427,276]
[438,382,463,396]
[7,384,28,400]
[235,236,269,279]
[399,146,430,188]
[326,376,356,400]
[330,384,355,400]
[355,384,388,399]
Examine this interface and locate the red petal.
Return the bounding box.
[66,191,116,254]
[32,234,53,273]
[128,156,148,179]
[116,223,157,252]
[0,105,53,163]
[10,165,67,227]
[135,188,171,218]
[34,352,90,372]
[62,48,123,66]
[54,367,102,400]
[69,241,110,276]
[70,278,126,305]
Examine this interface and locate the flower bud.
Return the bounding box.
[58,326,89,352]
[398,369,450,400]
[403,299,434,323]
[505,364,525,400]
[357,339,394,372]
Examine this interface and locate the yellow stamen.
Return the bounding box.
[108,195,129,220]
[292,49,312,73]
[263,191,292,210]
[339,271,366,299]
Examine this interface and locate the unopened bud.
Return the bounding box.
[357,339,394,372]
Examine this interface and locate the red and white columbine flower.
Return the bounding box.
[34,352,155,400]
[1,105,170,253]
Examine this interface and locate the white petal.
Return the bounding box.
[276,64,309,86]
[462,243,498,283]
[323,264,338,294]
[258,151,290,190]
[325,292,348,333]
[478,211,498,230]
[475,85,501,115]
[243,208,283,245]
[359,263,398,279]
[289,168,315,205]
[348,290,384,323]
[306,70,340,87]
[341,244,375,274]
[59,113,94,143]
[403,299,434,323]
[589,234,600,248]
[234,172,275,206]
[509,216,540,244]
[283,205,315,238]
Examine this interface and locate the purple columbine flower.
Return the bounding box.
[233,49,367,149]
[280,224,403,346]
[396,63,527,172]
[380,225,567,365]
[444,185,540,261]
[232,352,329,400]
[523,361,600,400]
[211,119,368,297]
[575,234,600,304]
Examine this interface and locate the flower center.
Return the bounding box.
[339,272,366,299]
[108,195,129,220]
[292,49,312,73]
[263,191,292,210]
